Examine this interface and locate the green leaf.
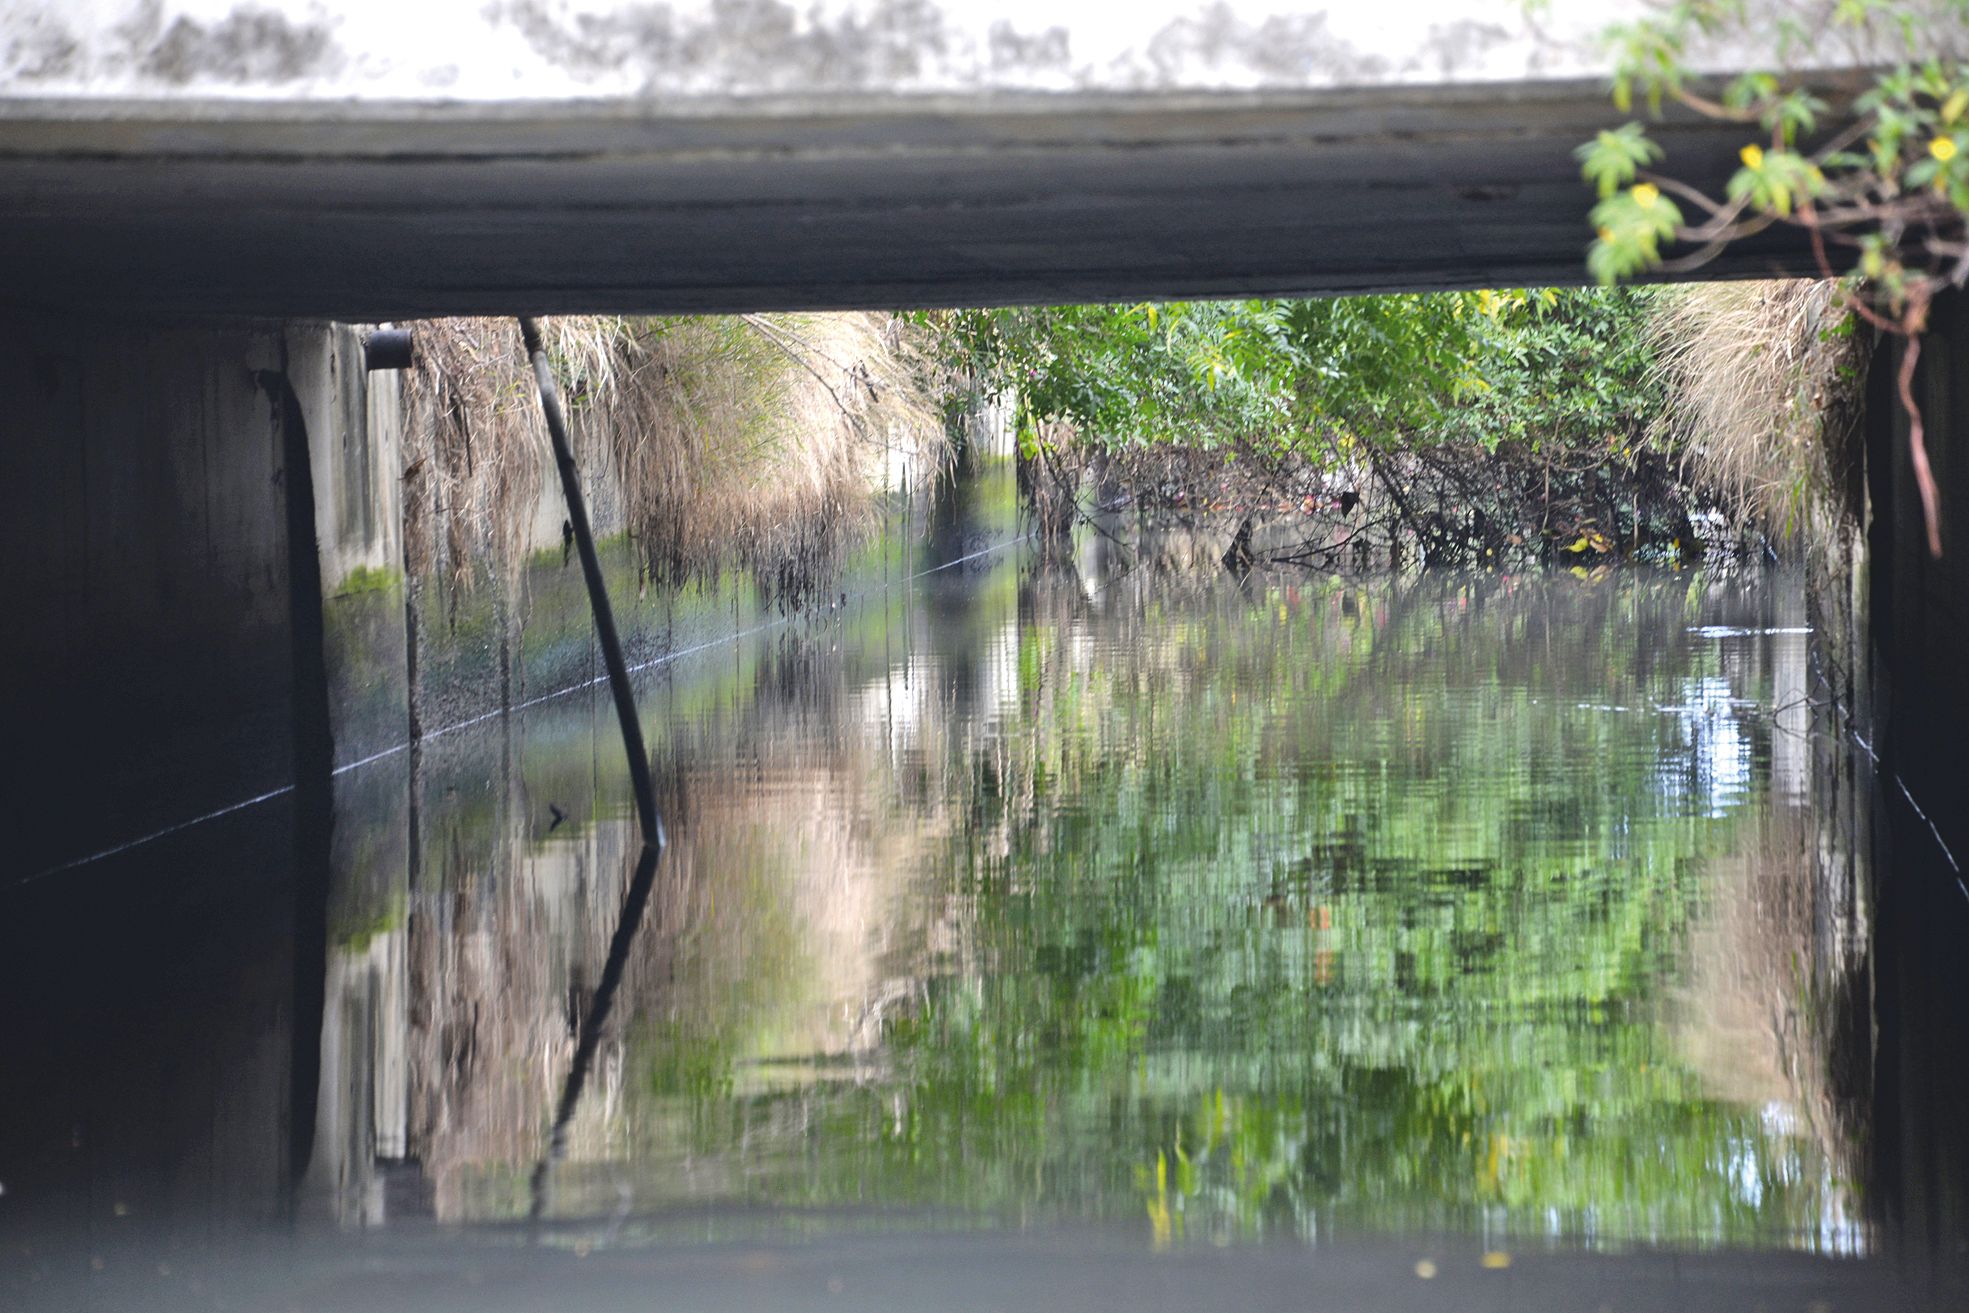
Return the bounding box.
[1576,123,1664,199]
[1724,71,1779,111]
[1764,91,1826,145]
[1725,148,1822,218]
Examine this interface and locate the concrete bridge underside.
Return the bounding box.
[0,87,1821,320]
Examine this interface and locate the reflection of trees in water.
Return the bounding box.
[405,783,943,1220]
[317,564,1873,1251]
[318,614,982,1224]
[1676,800,1872,1250]
[690,568,1870,1248]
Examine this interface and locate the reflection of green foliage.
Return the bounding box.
[642,1021,737,1102]
[628,570,1845,1248]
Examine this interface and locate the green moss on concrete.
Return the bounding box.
[331,562,404,597]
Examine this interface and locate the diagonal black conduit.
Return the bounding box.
[517,317,666,1227]
[520,317,664,850]
[529,844,659,1226]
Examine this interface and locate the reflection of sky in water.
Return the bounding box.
[1660,675,1756,818]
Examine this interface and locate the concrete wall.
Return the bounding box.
[0,314,322,1287]
[289,322,411,770]
[1862,293,1969,1264]
[0,313,422,879]
[0,314,299,878]
[1868,294,1969,856]
[2,3,1899,322]
[0,306,991,882]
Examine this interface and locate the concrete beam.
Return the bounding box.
[0,85,1834,319]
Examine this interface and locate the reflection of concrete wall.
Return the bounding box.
[305,593,985,1225]
[0,802,307,1294]
[1676,791,1870,1250]
[1770,594,1812,805]
[306,919,410,1226]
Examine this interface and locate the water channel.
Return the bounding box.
[4,473,1969,1311]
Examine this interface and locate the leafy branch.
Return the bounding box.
[1580,0,1969,554]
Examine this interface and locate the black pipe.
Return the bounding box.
[518,317,668,1228]
[517,316,664,853]
[362,328,416,372]
[529,841,660,1223]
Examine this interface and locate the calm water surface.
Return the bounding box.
[342,559,1854,1242]
[8,533,1956,1310]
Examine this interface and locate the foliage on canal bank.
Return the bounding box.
[557,313,954,598]
[1579,0,1969,554]
[399,313,955,603]
[925,277,1874,571]
[932,289,1778,568]
[927,290,1677,567]
[401,318,546,593]
[393,283,1867,599]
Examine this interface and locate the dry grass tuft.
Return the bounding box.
[398,313,954,603]
[400,317,548,594]
[1648,279,1868,545]
[570,311,953,599]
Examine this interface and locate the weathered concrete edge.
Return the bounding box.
[0,78,1871,156]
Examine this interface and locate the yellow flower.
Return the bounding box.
[1740,143,1765,170]
[1596,226,1614,243]
[1632,182,1661,208]
[1931,136,1959,162]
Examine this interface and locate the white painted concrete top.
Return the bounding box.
[0,1,1640,100]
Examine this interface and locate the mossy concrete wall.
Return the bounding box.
[289,322,411,771]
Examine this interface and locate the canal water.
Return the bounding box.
[5,497,1968,1309]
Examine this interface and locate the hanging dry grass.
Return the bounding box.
[568,311,953,601]
[398,312,955,604]
[1648,279,1869,545]
[400,317,547,594]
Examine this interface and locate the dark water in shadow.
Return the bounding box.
[6,537,1969,1309]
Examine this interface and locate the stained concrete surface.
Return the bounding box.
[0,315,300,879]
[0,86,1835,320]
